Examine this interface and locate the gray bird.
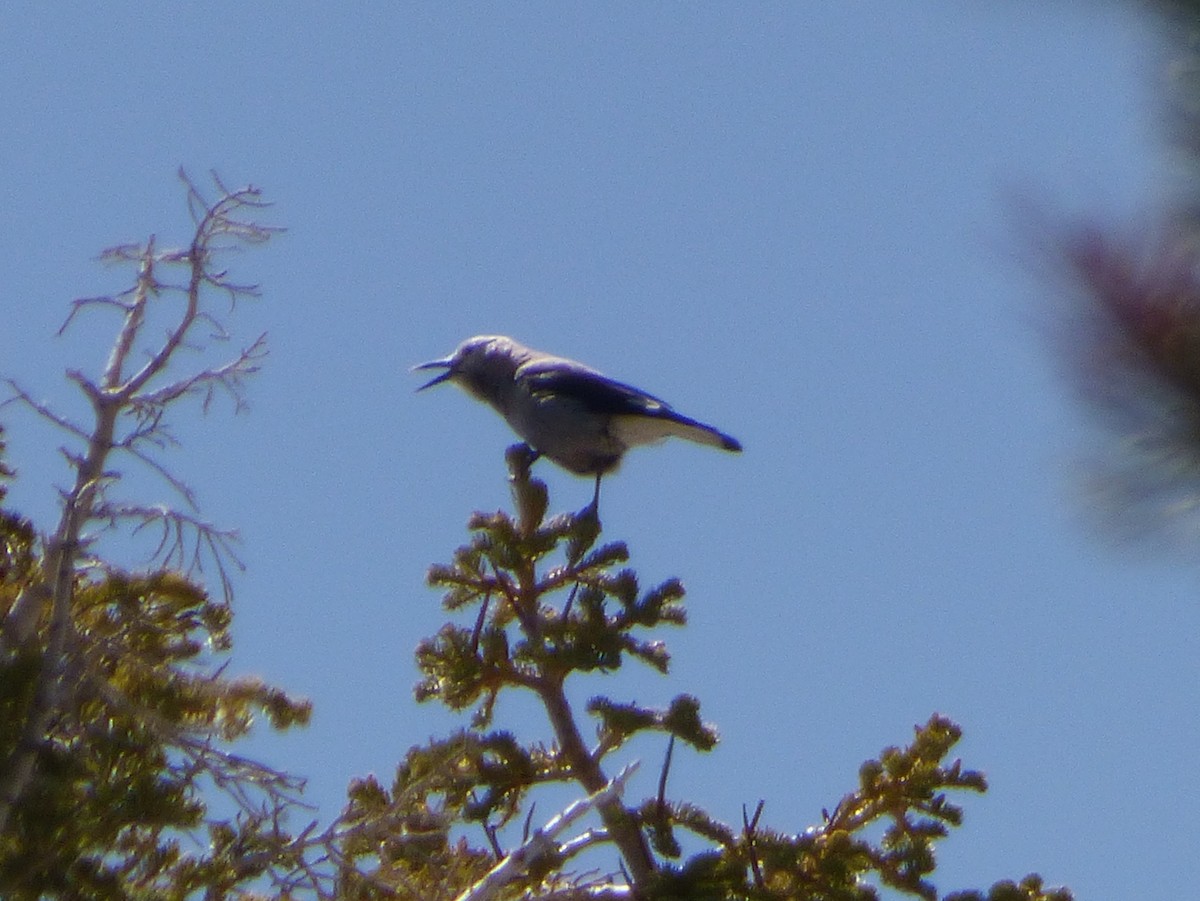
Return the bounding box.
[414,335,742,507]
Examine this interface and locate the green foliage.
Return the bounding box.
[0,545,312,897]
[945,875,1073,901]
[0,425,13,494]
[633,715,1017,901]
[375,449,1075,899]
[418,450,690,705]
[0,428,33,590]
[336,744,497,900]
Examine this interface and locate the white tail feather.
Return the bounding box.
[612,414,741,452]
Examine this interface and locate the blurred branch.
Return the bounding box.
[1052,216,1200,550]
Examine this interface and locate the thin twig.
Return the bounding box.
[742,800,765,889]
[656,735,675,816]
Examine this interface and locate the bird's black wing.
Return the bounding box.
[522,359,743,452]
[520,363,675,417]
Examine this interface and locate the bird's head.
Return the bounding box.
[413,335,531,399]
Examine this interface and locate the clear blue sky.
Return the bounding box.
[1,3,1193,898]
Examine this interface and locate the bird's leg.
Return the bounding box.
[589,474,602,516]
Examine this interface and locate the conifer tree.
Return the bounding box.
[333,447,1074,901]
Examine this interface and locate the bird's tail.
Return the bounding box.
[670,414,743,452]
[615,412,742,452]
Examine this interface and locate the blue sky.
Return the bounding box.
[1,3,1194,897]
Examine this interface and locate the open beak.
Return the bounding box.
[412,358,455,391]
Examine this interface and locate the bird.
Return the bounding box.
[414,335,742,508]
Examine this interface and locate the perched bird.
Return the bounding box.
[414,335,742,506]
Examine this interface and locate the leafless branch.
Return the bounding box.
[0,171,279,834]
[57,295,136,336]
[133,332,267,411]
[554,827,612,863]
[742,800,766,889]
[528,879,633,901]
[454,763,639,901]
[85,501,245,600]
[117,441,199,509]
[655,735,674,814]
[2,380,92,441]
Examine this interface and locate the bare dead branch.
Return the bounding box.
[522,802,538,843]
[97,500,244,579]
[96,242,154,263]
[133,332,267,410]
[742,800,766,889]
[554,827,612,863]
[57,295,137,336]
[483,821,504,859]
[2,380,92,441]
[655,735,674,815]
[66,370,104,406]
[0,172,278,835]
[195,310,231,341]
[454,763,640,901]
[528,887,632,901]
[100,235,157,392]
[0,584,52,659]
[117,441,199,509]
